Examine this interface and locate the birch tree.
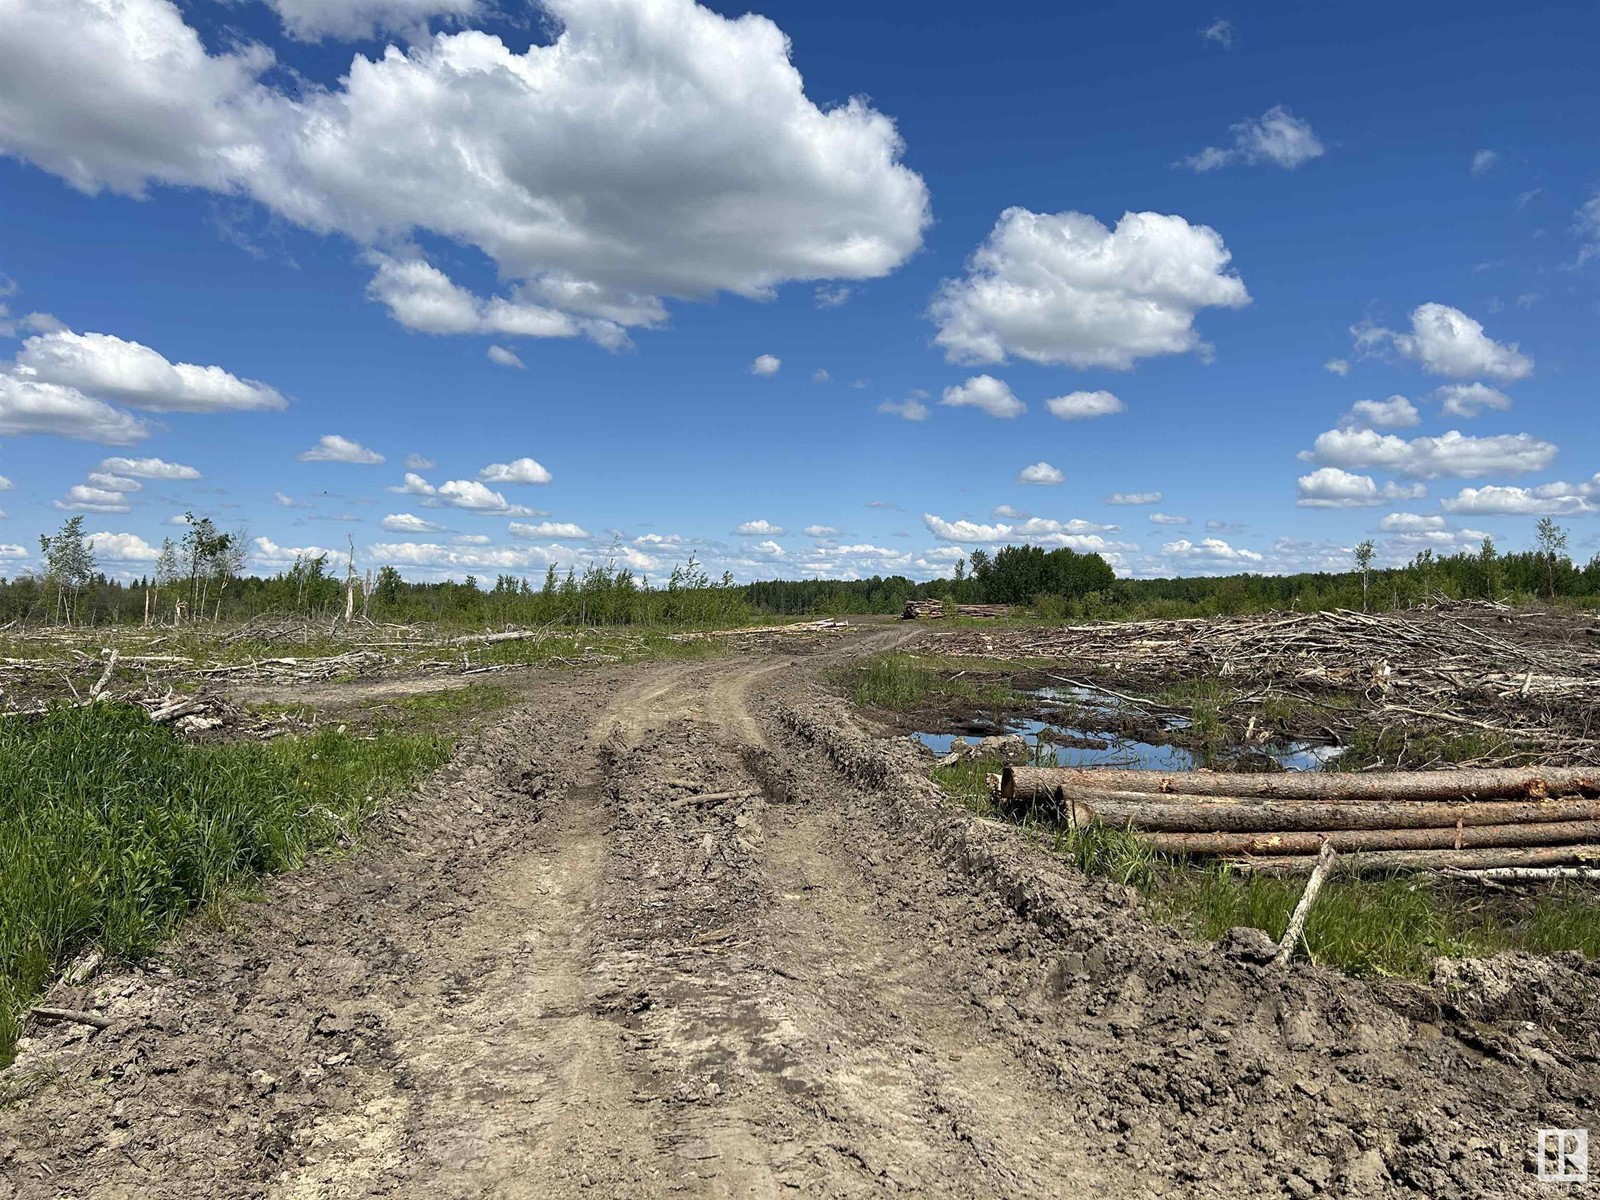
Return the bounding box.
[39,516,96,625]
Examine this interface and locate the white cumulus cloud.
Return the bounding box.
[83,531,159,561]
[1161,537,1264,567]
[1046,390,1125,420]
[99,455,200,479]
[735,519,785,536]
[381,512,446,533]
[1355,303,1533,382]
[478,458,553,485]
[486,345,525,370]
[0,0,929,340]
[930,208,1249,369]
[1296,467,1428,508]
[1017,462,1064,485]
[922,513,1131,550]
[1300,428,1557,479]
[0,376,150,443]
[508,520,591,539]
[1339,395,1419,430]
[54,484,131,513]
[13,328,286,412]
[436,479,535,515]
[1379,512,1446,532]
[1441,485,1596,517]
[878,393,929,421]
[1179,106,1324,172]
[1435,382,1512,418]
[299,434,385,464]
[941,375,1024,418]
[751,354,782,377]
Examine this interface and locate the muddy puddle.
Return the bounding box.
[916,684,1342,772]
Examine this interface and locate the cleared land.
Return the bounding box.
[0,614,1596,1198]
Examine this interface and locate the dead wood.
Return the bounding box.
[1134,818,1600,857]
[1225,843,1600,874]
[29,1007,112,1030]
[1273,841,1337,967]
[1000,764,1600,804]
[1052,788,1600,833]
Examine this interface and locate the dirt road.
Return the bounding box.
[3,633,1598,1197]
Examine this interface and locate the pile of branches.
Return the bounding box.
[939,607,1600,762]
[997,764,1600,879]
[670,618,850,643]
[197,649,390,683]
[901,600,1011,620]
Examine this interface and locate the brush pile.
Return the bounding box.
[901,600,1012,620]
[939,605,1600,762]
[996,764,1600,876]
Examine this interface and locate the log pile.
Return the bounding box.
[937,606,1600,763]
[995,764,1600,875]
[901,600,1012,620]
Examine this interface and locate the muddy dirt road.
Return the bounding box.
[3,631,1597,1197]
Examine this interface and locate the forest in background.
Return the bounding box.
[6,516,1600,628]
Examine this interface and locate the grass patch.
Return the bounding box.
[0,703,449,1064]
[390,683,514,723]
[933,753,1600,978]
[1334,724,1539,770]
[847,652,1016,713]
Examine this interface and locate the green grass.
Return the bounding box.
[0,703,449,1064]
[848,652,1016,712]
[1334,724,1537,770]
[933,753,1600,978]
[390,683,514,722]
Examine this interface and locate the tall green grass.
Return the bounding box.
[848,652,1016,712]
[0,704,448,1063]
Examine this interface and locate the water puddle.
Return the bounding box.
[916,685,1342,772]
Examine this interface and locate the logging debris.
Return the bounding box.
[936,604,1600,764]
[901,600,1012,620]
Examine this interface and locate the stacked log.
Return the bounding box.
[951,604,1012,619]
[901,600,1013,620]
[994,765,1600,874]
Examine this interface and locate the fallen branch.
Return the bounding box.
[87,649,119,701]
[1273,841,1337,967]
[1448,866,1600,882]
[29,1006,111,1030]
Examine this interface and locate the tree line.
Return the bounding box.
[5,516,1599,628]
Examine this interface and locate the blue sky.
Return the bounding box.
[1,0,1597,583]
